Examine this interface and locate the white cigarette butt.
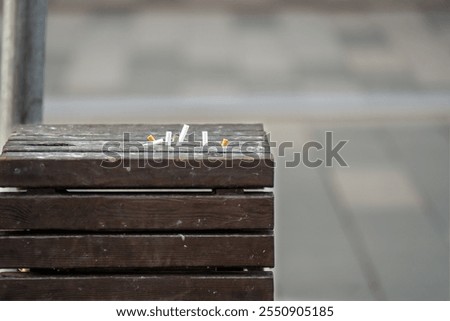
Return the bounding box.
[165,131,172,146]
[202,131,208,146]
[150,138,164,145]
[178,124,189,144]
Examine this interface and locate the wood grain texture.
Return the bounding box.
[3,140,270,153]
[0,233,274,269]
[0,271,273,300]
[0,192,274,231]
[0,124,275,301]
[7,135,267,142]
[0,157,274,188]
[11,123,265,135]
[0,124,274,188]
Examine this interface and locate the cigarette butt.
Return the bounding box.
[178,124,189,144]
[202,131,208,146]
[221,138,229,147]
[150,138,164,145]
[165,131,172,146]
[18,268,30,273]
[146,134,155,142]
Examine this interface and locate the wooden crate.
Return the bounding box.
[0,124,274,300]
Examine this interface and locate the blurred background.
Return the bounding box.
[2,0,450,300]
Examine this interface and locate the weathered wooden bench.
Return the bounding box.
[0,124,274,300]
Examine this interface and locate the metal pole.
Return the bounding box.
[0,0,47,149]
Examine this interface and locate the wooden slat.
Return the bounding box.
[0,151,270,159]
[11,123,265,136]
[0,157,274,188]
[0,192,274,231]
[0,233,274,268]
[0,271,273,300]
[7,134,267,142]
[3,140,270,153]
[0,123,273,188]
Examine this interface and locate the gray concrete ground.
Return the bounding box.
[1,2,450,300]
[43,10,450,97]
[270,120,449,300]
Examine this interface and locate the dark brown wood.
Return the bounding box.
[0,233,274,268]
[7,124,267,143]
[0,124,275,300]
[7,135,267,142]
[0,157,274,188]
[11,123,265,135]
[0,123,274,188]
[0,271,273,300]
[3,140,270,153]
[215,188,245,195]
[0,192,274,230]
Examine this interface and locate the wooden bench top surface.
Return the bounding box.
[0,123,274,188]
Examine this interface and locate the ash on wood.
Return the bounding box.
[0,124,275,300]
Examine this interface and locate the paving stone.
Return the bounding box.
[339,25,389,48]
[384,122,450,237]
[333,167,424,209]
[328,123,449,300]
[350,206,449,300]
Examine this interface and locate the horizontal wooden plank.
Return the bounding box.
[0,123,274,188]
[0,151,271,159]
[0,192,274,231]
[7,134,267,142]
[0,157,274,188]
[3,140,270,153]
[11,123,265,136]
[0,271,273,300]
[0,233,274,268]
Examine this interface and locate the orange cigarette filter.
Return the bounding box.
[146,134,156,142]
[221,138,229,147]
